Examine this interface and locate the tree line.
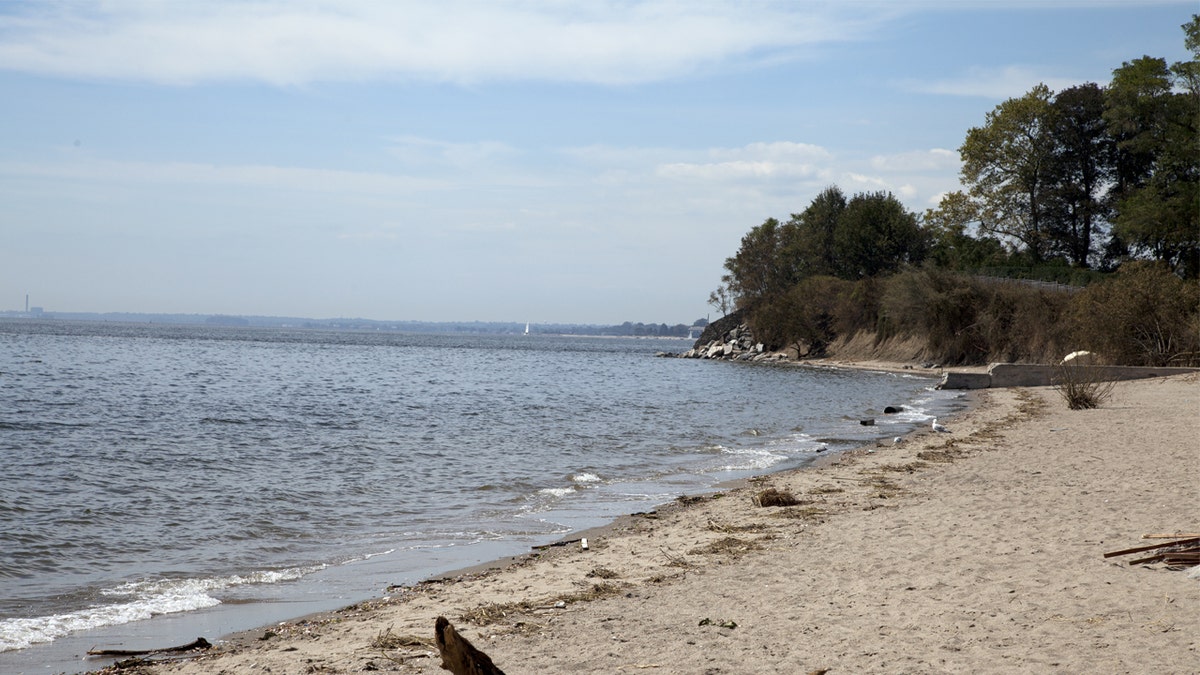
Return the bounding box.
[710,16,1199,366]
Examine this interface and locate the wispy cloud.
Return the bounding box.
[0,1,871,86]
[656,141,834,181]
[898,65,1087,99]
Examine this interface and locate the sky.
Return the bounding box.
[0,1,1194,325]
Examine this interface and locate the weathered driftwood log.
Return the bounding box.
[435,616,505,675]
[86,637,211,657]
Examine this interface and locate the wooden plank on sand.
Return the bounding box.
[1103,537,1200,558]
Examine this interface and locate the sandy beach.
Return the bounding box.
[108,372,1196,674]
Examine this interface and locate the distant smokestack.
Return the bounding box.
[25,294,29,313]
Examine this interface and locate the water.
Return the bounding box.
[0,319,961,668]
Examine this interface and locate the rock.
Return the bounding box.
[883,405,903,414]
[860,419,875,426]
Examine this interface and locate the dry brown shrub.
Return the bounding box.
[1053,363,1117,410]
[1067,262,1200,366]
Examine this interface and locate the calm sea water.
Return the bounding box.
[0,319,961,662]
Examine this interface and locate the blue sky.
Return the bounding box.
[0,1,1193,324]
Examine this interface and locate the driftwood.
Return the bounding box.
[1103,537,1200,559]
[532,538,581,551]
[1104,536,1200,570]
[435,616,505,675]
[87,636,211,657]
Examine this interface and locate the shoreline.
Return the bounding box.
[135,371,1196,674]
[1,359,959,674]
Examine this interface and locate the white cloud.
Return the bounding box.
[869,148,959,172]
[898,65,1084,99]
[656,141,834,181]
[0,1,868,85]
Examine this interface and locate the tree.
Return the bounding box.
[1104,24,1200,277]
[781,186,846,279]
[960,84,1057,261]
[1043,83,1113,267]
[923,191,1010,270]
[722,217,787,310]
[831,191,927,279]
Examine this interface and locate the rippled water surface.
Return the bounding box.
[0,319,961,655]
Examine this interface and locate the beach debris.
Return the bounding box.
[698,617,738,629]
[688,536,763,556]
[435,616,506,675]
[893,436,903,444]
[86,637,211,658]
[1103,535,1200,569]
[754,488,802,507]
[860,418,875,426]
[587,566,620,579]
[932,418,951,433]
[532,537,582,551]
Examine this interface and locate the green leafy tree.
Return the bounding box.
[1104,30,1200,277]
[1044,83,1113,267]
[831,191,927,279]
[722,217,787,310]
[781,186,846,278]
[960,84,1057,262]
[923,191,1010,270]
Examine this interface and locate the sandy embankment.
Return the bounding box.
[141,373,1197,674]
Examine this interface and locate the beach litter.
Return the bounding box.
[1103,534,1200,570]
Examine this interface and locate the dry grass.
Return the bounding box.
[370,626,433,651]
[754,488,804,507]
[459,601,534,626]
[556,582,624,604]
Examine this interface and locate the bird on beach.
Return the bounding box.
[893,436,903,444]
[932,419,950,433]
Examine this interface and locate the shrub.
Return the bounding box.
[1069,262,1200,366]
[1053,363,1117,409]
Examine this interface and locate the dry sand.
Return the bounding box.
[123,373,1197,674]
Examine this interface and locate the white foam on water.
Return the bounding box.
[713,445,788,472]
[0,565,323,653]
[538,486,577,498]
[571,472,602,484]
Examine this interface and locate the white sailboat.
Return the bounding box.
[524,322,530,335]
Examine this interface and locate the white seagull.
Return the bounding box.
[932,418,950,433]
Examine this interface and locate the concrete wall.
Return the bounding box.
[938,363,1199,389]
